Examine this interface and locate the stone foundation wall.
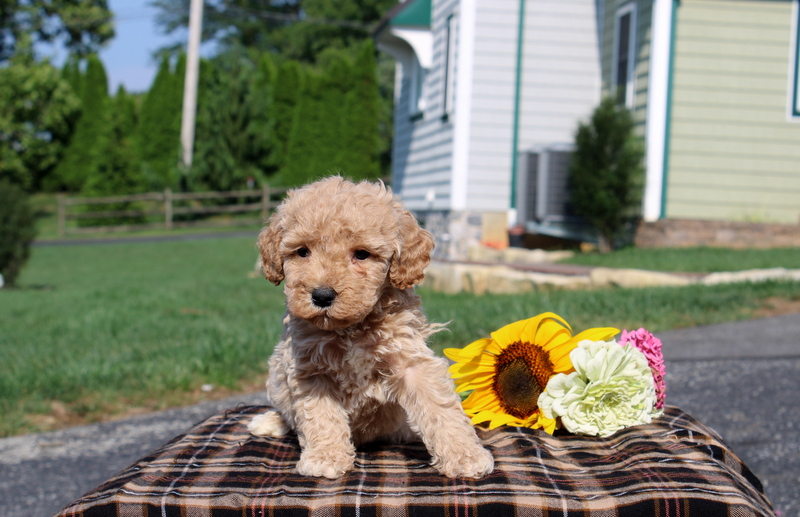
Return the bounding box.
[635,219,800,249]
[418,211,483,260]
[417,210,509,260]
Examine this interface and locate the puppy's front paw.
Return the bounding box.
[248,411,289,437]
[296,448,355,479]
[436,445,494,479]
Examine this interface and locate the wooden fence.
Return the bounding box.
[57,185,288,237]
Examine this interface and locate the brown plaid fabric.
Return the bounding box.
[55,405,774,517]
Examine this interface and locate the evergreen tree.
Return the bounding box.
[152,0,397,179]
[0,180,37,287]
[337,40,380,181]
[191,51,274,192]
[568,97,644,253]
[51,54,110,192]
[279,69,327,187]
[271,60,302,174]
[256,51,276,92]
[84,86,142,196]
[320,51,354,172]
[279,53,354,187]
[137,54,184,190]
[80,86,143,224]
[61,57,83,97]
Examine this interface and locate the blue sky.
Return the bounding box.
[99,0,178,93]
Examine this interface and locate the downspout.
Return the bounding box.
[660,0,678,219]
[509,0,526,224]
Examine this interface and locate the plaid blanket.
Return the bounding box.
[56,405,774,517]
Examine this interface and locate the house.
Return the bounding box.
[373,0,604,258]
[375,0,800,255]
[626,0,800,247]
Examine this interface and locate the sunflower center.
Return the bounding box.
[493,341,555,420]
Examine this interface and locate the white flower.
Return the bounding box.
[538,339,659,437]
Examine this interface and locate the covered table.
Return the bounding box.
[55,405,774,516]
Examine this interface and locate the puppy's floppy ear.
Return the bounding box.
[389,209,435,289]
[257,214,284,286]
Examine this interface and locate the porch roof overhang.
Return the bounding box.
[372,0,432,69]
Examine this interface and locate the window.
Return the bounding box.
[791,0,800,118]
[613,3,637,108]
[408,57,427,117]
[442,13,457,118]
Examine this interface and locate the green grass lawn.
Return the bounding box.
[559,246,800,272]
[2,237,799,437]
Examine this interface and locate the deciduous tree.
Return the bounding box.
[0,0,113,63]
[0,56,80,191]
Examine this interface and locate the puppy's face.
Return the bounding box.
[279,219,395,330]
[258,177,433,331]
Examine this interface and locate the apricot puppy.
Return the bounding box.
[248,176,493,479]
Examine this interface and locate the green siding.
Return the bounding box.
[666,0,800,223]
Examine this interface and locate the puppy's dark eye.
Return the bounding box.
[297,247,310,258]
[354,249,371,260]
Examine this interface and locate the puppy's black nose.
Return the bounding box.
[311,288,337,308]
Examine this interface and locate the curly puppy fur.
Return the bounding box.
[248,177,493,479]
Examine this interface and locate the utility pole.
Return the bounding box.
[180,0,204,174]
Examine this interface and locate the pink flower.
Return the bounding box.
[619,328,666,410]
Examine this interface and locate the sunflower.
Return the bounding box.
[444,313,618,434]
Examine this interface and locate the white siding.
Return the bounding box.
[518,0,601,147]
[464,0,602,213]
[466,0,518,212]
[392,0,602,214]
[392,0,462,211]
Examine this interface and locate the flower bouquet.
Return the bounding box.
[444,313,666,437]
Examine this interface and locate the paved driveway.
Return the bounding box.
[1,313,798,517]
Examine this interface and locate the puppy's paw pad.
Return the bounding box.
[248,412,289,437]
[296,449,354,479]
[438,447,494,479]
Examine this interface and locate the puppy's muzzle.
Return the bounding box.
[311,287,337,308]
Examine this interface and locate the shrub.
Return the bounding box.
[568,97,644,253]
[0,181,37,287]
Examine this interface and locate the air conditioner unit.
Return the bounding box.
[517,145,597,242]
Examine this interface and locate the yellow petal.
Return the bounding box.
[484,340,504,355]
[488,414,524,430]
[490,318,534,346]
[448,359,495,376]
[552,354,575,373]
[444,338,492,362]
[471,410,521,429]
[454,373,494,393]
[487,313,569,354]
[572,327,619,343]
[463,388,502,411]
[548,342,579,368]
[538,415,558,435]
